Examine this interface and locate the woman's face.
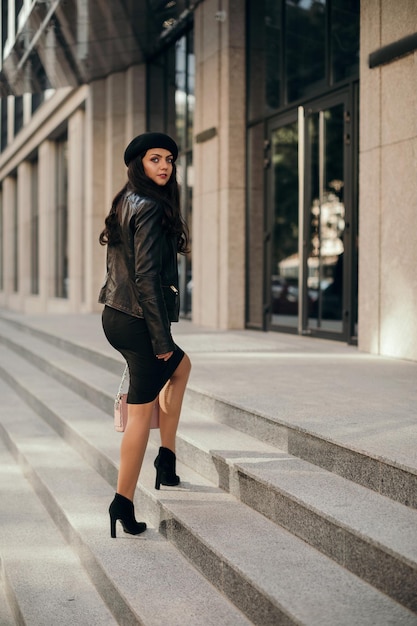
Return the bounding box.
[142,148,174,186]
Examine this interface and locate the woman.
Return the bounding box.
[99,132,191,538]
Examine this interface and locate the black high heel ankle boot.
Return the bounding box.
[154,446,180,490]
[109,493,147,538]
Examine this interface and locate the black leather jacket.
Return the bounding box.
[98,191,180,355]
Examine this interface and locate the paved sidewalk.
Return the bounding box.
[3,311,417,475]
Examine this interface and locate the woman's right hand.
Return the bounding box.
[156,351,173,361]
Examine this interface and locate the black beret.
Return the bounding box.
[124,132,178,166]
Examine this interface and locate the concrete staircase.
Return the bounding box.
[0,314,416,626]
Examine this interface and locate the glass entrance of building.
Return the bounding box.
[267,115,300,330]
[266,91,357,342]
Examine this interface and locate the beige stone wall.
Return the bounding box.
[359,0,417,361]
[192,0,246,329]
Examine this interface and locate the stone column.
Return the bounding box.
[192,0,246,329]
[84,79,107,311]
[359,0,417,360]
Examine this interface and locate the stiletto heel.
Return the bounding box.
[154,447,180,490]
[108,493,147,538]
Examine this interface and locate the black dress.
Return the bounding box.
[102,305,184,404]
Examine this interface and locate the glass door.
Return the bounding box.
[266,90,357,341]
[266,115,300,331]
[302,94,351,338]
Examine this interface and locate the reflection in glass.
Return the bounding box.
[30,159,39,295]
[331,0,360,83]
[247,0,359,119]
[176,37,187,149]
[307,104,345,332]
[270,121,299,328]
[148,53,169,134]
[265,0,283,110]
[13,175,18,292]
[1,99,7,151]
[14,95,23,135]
[177,151,193,316]
[247,0,283,120]
[55,136,68,299]
[286,0,326,102]
[247,123,265,327]
[186,31,195,148]
[175,33,194,151]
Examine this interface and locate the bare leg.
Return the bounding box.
[117,353,191,500]
[116,401,155,501]
[158,353,191,452]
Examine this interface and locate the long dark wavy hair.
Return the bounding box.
[99,153,189,253]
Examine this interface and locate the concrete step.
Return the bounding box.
[158,408,417,612]
[0,330,417,619]
[0,379,252,626]
[1,313,416,510]
[182,385,417,510]
[0,438,117,625]
[0,565,18,626]
[0,378,416,626]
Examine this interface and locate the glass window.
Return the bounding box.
[15,0,23,35]
[13,175,18,292]
[246,123,266,327]
[186,30,194,149]
[31,158,39,295]
[270,121,299,329]
[148,55,167,131]
[247,0,283,121]
[166,45,177,142]
[0,99,7,151]
[175,37,187,149]
[147,44,178,142]
[31,92,44,115]
[175,32,194,151]
[331,0,360,83]
[147,27,194,316]
[306,104,345,332]
[285,0,326,103]
[177,150,193,317]
[265,0,283,111]
[247,0,359,115]
[14,95,23,135]
[55,136,68,298]
[1,1,8,51]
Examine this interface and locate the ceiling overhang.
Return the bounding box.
[0,0,192,97]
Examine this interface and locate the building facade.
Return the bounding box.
[0,0,416,362]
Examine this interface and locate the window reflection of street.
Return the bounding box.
[270,121,299,329]
[270,102,347,335]
[272,187,345,329]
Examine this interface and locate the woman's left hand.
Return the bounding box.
[156,351,173,361]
